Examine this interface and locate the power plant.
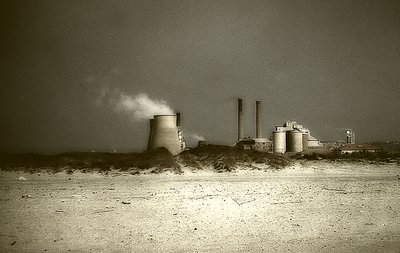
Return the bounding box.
[146,98,325,156]
[234,98,322,154]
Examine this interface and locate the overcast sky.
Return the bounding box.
[1,0,399,153]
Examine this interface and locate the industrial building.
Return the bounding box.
[320,141,344,149]
[321,129,356,150]
[234,99,322,154]
[329,130,382,154]
[145,99,327,156]
[272,121,322,154]
[346,129,356,144]
[147,113,185,156]
[335,144,382,154]
[236,99,272,152]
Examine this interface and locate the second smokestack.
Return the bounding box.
[256,100,261,138]
[176,112,181,127]
[238,98,244,141]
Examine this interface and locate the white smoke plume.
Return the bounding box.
[189,133,205,142]
[185,133,206,147]
[114,93,174,120]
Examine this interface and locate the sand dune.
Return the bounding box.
[1,161,399,252]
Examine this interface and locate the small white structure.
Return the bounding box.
[346,129,356,144]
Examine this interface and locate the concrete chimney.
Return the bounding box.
[176,112,181,127]
[238,98,244,141]
[147,118,154,151]
[255,100,261,138]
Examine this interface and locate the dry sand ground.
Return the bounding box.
[1,161,400,253]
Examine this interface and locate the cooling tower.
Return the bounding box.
[286,130,303,153]
[238,98,244,141]
[272,131,286,154]
[302,133,309,151]
[255,100,261,138]
[148,115,182,156]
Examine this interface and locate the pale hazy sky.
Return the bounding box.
[1,0,399,153]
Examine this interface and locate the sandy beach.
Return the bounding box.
[1,161,400,252]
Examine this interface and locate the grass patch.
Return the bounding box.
[0,148,181,174]
[0,145,294,174]
[179,145,291,171]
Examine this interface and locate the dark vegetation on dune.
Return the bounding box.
[0,145,291,174]
[179,145,291,172]
[2,144,398,174]
[0,148,180,174]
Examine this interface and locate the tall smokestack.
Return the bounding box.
[256,100,261,138]
[147,119,154,151]
[176,112,181,127]
[238,98,244,141]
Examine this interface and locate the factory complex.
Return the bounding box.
[146,98,360,156]
[236,98,324,154]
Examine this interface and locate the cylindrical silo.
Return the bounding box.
[286,130,303,153]
[238,98,244,141]
[302,133,309,151]
[273,131,286,154]
[148,115,181,156]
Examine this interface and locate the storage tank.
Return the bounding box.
[273,131,286,154]
[286,130,303,153]
[302,133,309,151]
[148,115,182,156]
